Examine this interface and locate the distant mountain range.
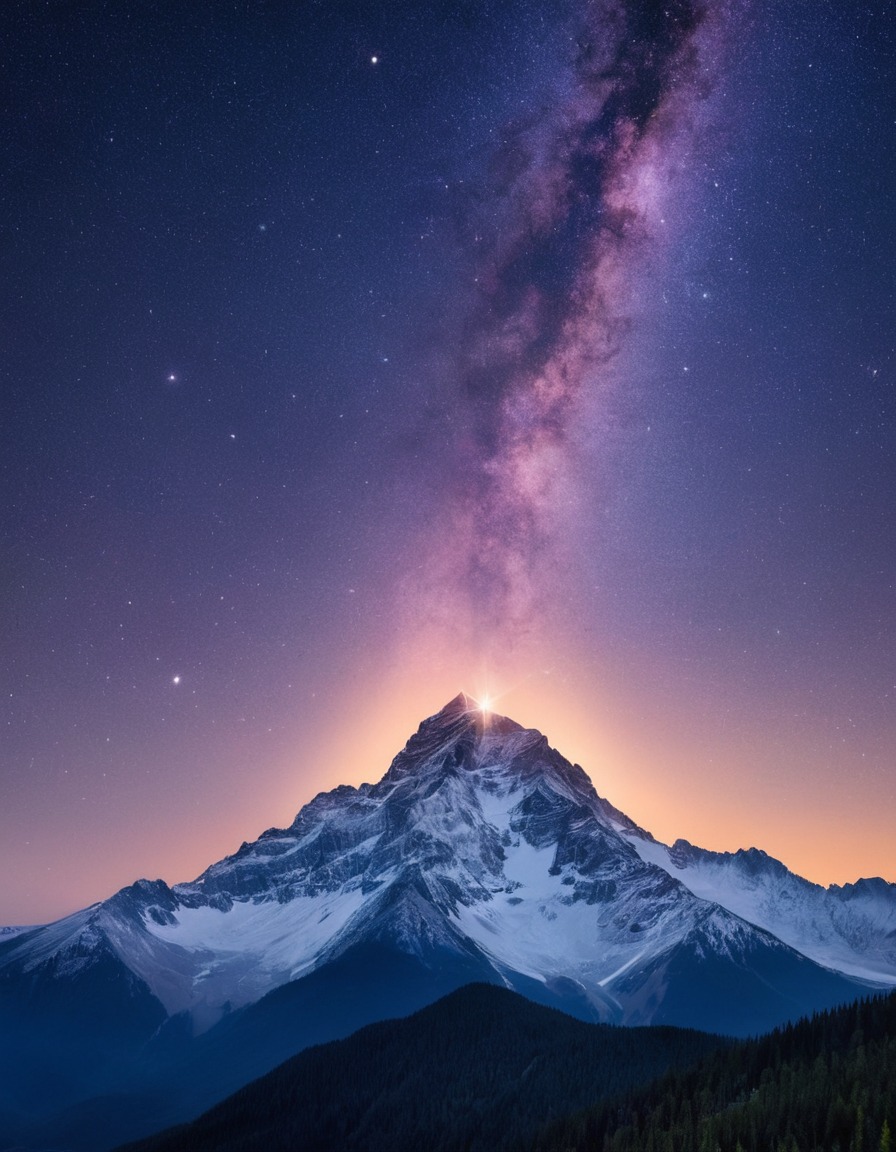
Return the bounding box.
[2,693,893,1150]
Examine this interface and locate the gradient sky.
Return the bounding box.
[2,0,894,925]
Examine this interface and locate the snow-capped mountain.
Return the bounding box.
[1,694,891,1149]
[3,694,888,1025]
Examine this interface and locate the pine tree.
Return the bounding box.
[854,1102,865,1152]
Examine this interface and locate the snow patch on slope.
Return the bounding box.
[135,887,370,1019]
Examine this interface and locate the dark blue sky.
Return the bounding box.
[2,0,893,923]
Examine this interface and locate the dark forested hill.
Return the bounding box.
[533,988,896,1152]
[119,984,896,1152]
[119,983,725,1152]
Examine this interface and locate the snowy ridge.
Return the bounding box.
[617,829,896,986]
[0,924,38,941]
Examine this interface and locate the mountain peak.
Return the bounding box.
[433,691,509,723]
[382,694,489,783]
[413,692,520,739]
[375,694,603,823]
[441,691,478,715]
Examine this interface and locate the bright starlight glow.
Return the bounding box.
[478,695,492,713]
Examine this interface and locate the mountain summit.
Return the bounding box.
[1,695,894,1148]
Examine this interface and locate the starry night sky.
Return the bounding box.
[2,0,894,924]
